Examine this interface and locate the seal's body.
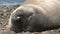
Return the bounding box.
[6,0,60,33]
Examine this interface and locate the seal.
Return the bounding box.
[6,0,60,33]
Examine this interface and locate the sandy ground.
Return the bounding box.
[0,5,60,34]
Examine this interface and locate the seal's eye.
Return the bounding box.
[16,16,21,19]
[28,16,32,20]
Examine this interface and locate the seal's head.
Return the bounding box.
[8,5,34,33]
[6,4,47,33]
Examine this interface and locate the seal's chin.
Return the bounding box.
[10,26,22,33]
